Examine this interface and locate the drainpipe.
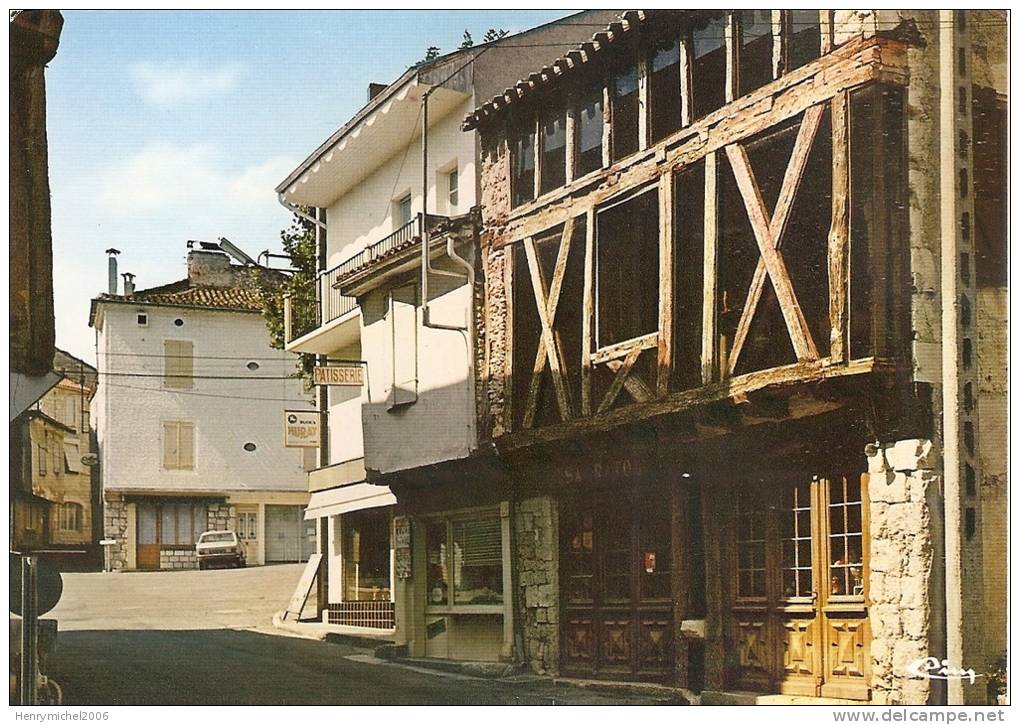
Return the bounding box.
[277,194,326,231]
[939,9,964,706]
[419,87,476,452]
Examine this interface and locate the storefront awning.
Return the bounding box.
[304,483,396,520]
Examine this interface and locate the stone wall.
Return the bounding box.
[206,502,236,534]
[104,491,128,571]
[482,247,510,439]
[514,495,558,674]
[160,548,198,570]
[866,439,943,705]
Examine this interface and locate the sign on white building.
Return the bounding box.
[284,410,321,448]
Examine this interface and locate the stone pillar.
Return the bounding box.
[514,495,558,674]
[103,492,128,571]
[866,439,943,705]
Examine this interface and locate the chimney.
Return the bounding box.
[105,248,120,295]
[187,248,234,288]
[368,82,387,102]
[122,272,135,297]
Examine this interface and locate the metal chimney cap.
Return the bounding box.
[105,248,121,255]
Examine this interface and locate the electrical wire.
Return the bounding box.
[96,380,315,404]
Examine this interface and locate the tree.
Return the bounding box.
[483,28,508,43]
[460,30,473,49]
[256,208,317,376]
[416,45,441,66]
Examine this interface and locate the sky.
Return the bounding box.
[46,10,573,364]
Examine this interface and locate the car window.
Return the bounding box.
[200,532,234,543]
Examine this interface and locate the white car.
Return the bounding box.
[195,530,246,570]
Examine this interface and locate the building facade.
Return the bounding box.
[466,10,1006,705]
[90,247,315,571]
[278,11,621,659]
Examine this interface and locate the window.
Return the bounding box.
[511,122,536,207]
[787,10,821,71]
[52,435,61,477]
[611,62,640,160]
[447,166,459,211]
[136,312,148,326]
[828,476,864,597]
[342,508,392,602]
[972,85,1006,287]
[58,502,84,532]
[397,193,413,226]
[65,397,78,430]
[596,189,660,348]
[242,442,257,452]
[780,481,813,599]
[739,10,774,96]
[649,37,682,142]
[426,513,504,607]
[245,360,260,371]
[37,440,46,476]
[540,111,567,195]
[388,285,418,408]
[238,511,258,540]
[141,502,207,545]
[63,441,82,473]
[691,15,727,118]
[163,339,194,389]
[575,85,604,177]
[163,421,195,470]
[736,496,767,598]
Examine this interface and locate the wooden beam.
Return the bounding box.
[702,152,719,385]
[828,90,850,363]
[590,331,658,366]
[820,10,834,54]
[607,358,654,402]
[657,171,675,397]
[638,48,650,152]
[581,207,595,416]
[597,343,643,414]
[725,12,738,104]
[772,10,785,80]
[602,78,613,168]
[532,116,542,200]
[724,142,819,364]
[726,103,825,374]
[565,93,577,184]
[679,31,693,128]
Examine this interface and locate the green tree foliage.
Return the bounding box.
[460,30,473,49]
[482,28,508,43]
[257,208,317,375]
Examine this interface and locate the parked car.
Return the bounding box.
[195,531,245,570]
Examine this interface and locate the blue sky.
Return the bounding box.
[47,10,572,362]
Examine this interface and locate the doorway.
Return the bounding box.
[559,493,674,682]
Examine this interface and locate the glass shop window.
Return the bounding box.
[691,15,727,119]
[780,481,813,599]
[575,86,604,177]
[342,508,392,602]
[540,110,567,195]
[736,497,767,598]
[787,10,821,71]
[511,121,536,208]
[739,10,774,96]
[611,62,640,160]
[828,476,864,598]
[426,514,504,608]
[596,189,660,348]
[649,37,682,143]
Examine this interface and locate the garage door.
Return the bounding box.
[265,505,316,562]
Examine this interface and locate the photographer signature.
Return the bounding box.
[905,657,979,684]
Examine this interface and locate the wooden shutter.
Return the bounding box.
[163,421,179,468]
[178,422,195,469]
[164,339,194,389]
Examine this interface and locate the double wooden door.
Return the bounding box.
[560,495,674,682]
[730,474,870,700]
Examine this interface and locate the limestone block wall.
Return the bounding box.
[104,492,128,571]
[866,439,944,705]
[206,502,236,535]
[482,246,510,439]
[160,549,198,570]
[514,495,559,674]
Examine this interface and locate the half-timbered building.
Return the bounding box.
[465,10,1006,704]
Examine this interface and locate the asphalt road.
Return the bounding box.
[45,564,673,706]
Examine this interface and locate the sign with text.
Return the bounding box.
[283,410,321,448]
[312,364,363,387]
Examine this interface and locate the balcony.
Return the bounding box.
[284,213,475,354]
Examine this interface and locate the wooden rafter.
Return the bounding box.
[597,343,644,415]
[521,218,576,428]
[724,104,824,372]
[607,358,653,403]
[828,91,850,363]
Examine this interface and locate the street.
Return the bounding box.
[45,565,676,706]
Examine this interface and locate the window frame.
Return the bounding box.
[163,338,194,390]
[424,508,505,615]
[340,508,395,604]
[162,420,195,471]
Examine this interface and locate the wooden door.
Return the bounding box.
[730,475,869,699]
[136,502,160,571]
[560,496,673,682]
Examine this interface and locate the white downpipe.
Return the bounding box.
[939,9,964,706]
[277,193,327,230]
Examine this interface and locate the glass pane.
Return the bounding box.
[342,509,392,602]
[650,38,682,142]
[452,517,503,605]
[161,506,176,545]
[612,63,640,159]
[576,87,603,176]
[193,505,207,540]
[512,126,536,207]
[425,521,448,605]
[177,503,193,545]
[540,112,566,194]
[138,504,157,545]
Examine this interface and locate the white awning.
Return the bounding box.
[304,483,396,520]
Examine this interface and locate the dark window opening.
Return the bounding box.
[540,110,567,195]
[962,338,972,368]
[575,85,604,177]
[596,189,659,348]
[686,482,706,618]
[965,463,976,496]
[673,161,705,390]
[787,10,821,71]
[512,243,542,428]
[964,381,974,412]
[849,85,908,360]
[611,62,640,160]
[739,10,774,97]
[972,85,1007,287]
[960,253,971,284]
[965,508,976,540]
[691,16,727,119]
[511,122,536,208]
[650,38,682,143]
[963,420,975,456]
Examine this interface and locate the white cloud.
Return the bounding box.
[129,61,242,107]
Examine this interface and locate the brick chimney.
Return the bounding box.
[187,249,235,288]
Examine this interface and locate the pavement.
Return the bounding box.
[44,564,681,706]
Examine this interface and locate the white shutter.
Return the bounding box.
[164,340,193,389]
[178,422,195,469]
[163,421,179,468]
